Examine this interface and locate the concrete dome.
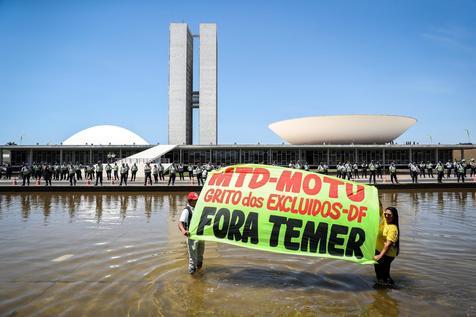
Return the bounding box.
[269,115,417,145]
[63,125,149,145]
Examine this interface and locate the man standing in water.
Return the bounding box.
[178,192,204,274]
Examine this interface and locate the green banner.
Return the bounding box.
[189,164,379,264]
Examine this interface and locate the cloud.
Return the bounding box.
[421,25,476,52]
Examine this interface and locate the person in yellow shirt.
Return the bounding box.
[374,206,400,286]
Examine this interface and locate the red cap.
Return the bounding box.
[187,192,199,201]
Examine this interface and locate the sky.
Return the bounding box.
[0,0,475,145]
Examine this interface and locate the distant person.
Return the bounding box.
[5,163,12,180]
[144,163,152,186]
[21,163,30,186]
[436,161,444,183]
[188,164,194,182]
[368,161,377,184]
[158,163,165,180]
[410,162,419,183]
[426,161,434,178]
[168,163,177,186]
[470,158,476,177]
[113,163,119,181]
[374,206,400,287]
[445,161,452,178]
[457,162,465,183]
[131,163,138,181]
[68,163,77,186]
[95,161,103,186]
[419,161,426,178]
[152,164,159,183]
[195,164,203,186]
[178,163,185,181]
[120,163,128,186]
[43,164,52,186]
[106,163,112,180]
[178,192,204,274]
[389,162,398,184]
[361,162,368,178]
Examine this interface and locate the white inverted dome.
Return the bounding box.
[269,115,417,145]
[63,125,149,145]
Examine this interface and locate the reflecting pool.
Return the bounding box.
[0,191,475,316]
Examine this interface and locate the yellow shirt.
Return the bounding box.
[376,221,399,257]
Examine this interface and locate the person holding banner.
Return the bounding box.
[374,206,400,287]
[178,192,205,274]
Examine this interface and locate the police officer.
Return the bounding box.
[445,160,452,178]
[61,163,68,180]
[105,163,112,180]
[368,161,377,184]
[75,162,82,181]
[436,161,444,183]
[152,164,159,183]
[130,163,138,181]
[202,166,208,183]
[144,163,152,186]
[195,164,203,186]
[457,162,465,183]
[345,161,352,180]
[178,163,185,181]
[317,162,325,174]
[54,163,60,180]
[353,162,359,179]
[427,161,434,178]
[125,163,130,181]
[95,161,103,186]
[361,162,368,178]
[168,162,177,186]
[376,162,382,179]
[336,162,342,178]
[21,163,30,186]
[68,163,76,186]
[322,163,329,175]
[158,163,165,180]
[410,162,419,183]
[389,161,398,184]
[120,163,128,186]
[470,158,476,177]
[188,164,194,182]
[461,159,467,177]
[419,161,426,178]
[113,163,119,181]
[43,164,52,186]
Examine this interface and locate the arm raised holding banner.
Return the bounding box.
[373,206,400,287]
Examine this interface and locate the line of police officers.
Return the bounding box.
[11,158,476,186]
[14,161,220,187]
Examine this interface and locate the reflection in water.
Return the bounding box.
[95,194,103,223]
[1,193,190,224]
[0,191,475,316]
[362,289,399,316]
[21,195,31,220]
[43,194,51,223]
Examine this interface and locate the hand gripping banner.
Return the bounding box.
[188,164,379,264]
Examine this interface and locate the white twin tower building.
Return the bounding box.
[168,23,218,145]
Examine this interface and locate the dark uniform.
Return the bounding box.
[144,163,152,186]
[389,163,398,184]
[95,162,103,186]
[436,162,444,183]
[168,164,177,186]
[131,163,138,181]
